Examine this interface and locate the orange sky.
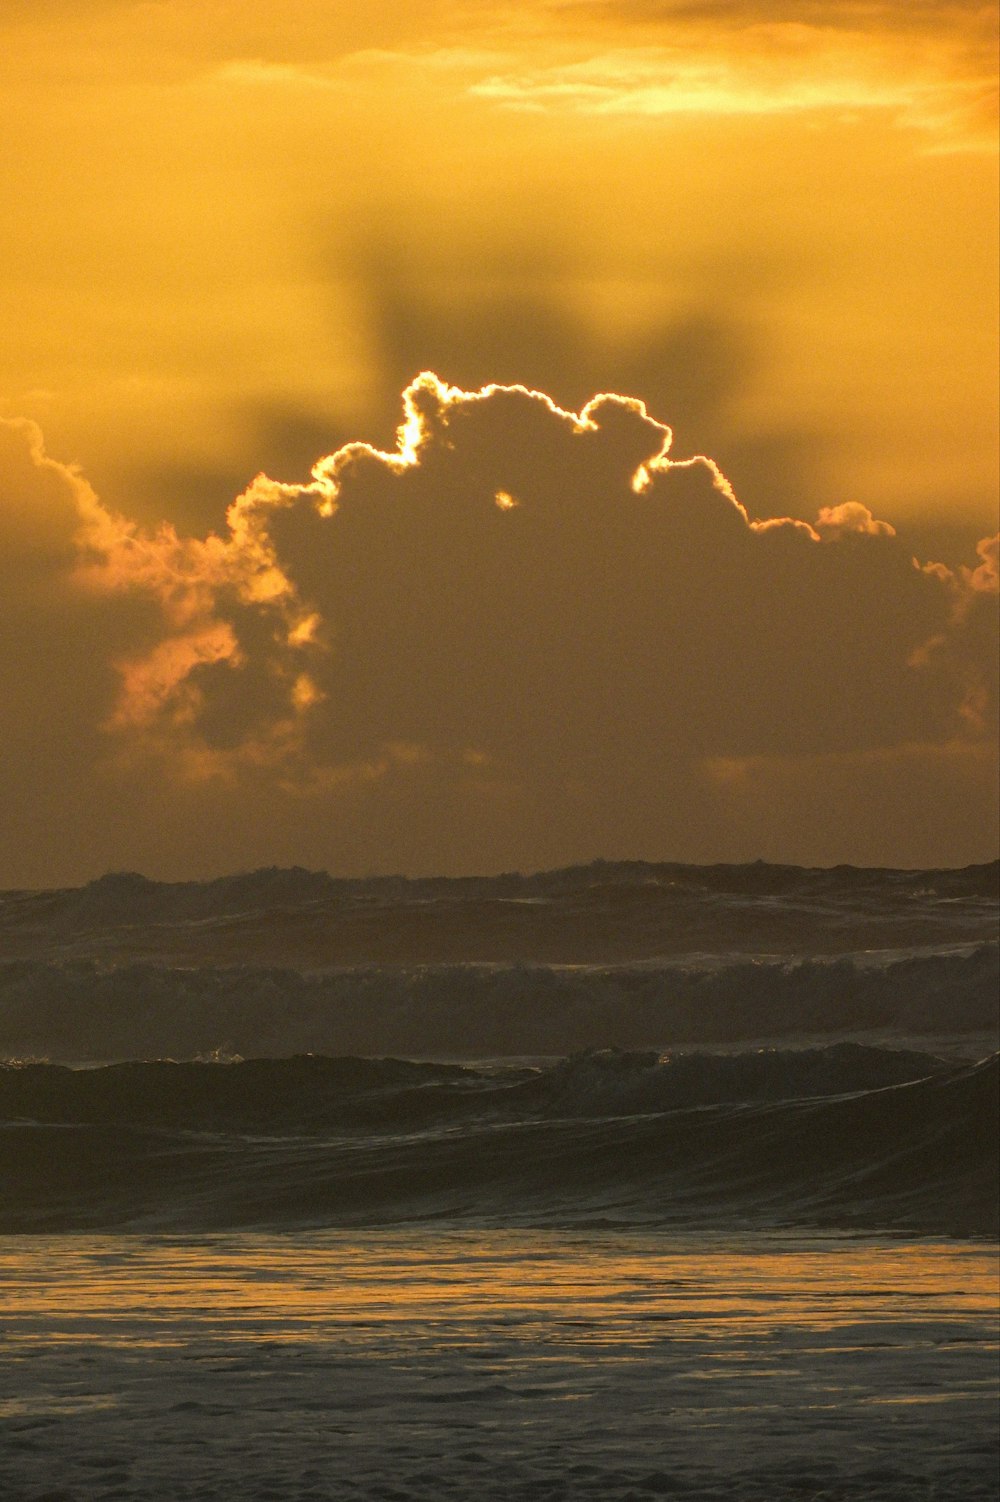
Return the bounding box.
[0,0,997,883]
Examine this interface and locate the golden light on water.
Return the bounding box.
[2,1230,996,1495]
[2,1233,996,1343]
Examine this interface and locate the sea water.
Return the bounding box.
[1,861,997,1499]
[1,1231,996,1501]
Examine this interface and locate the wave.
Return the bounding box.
[0,1041,954,1131]
[1,1047,996,1236]
[2,859,997,971]
[1,943,995,1063]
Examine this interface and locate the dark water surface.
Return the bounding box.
[1,1230,996,1501]
[2,1048,996,1236]
[2,861,997,1497]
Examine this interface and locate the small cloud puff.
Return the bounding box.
[814,501,896,538]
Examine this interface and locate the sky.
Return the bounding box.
[0,0,997,885]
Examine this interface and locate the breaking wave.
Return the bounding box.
[1,944,995,1062]
[1,1046,996,1237]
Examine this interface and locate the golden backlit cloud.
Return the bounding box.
[1,0,995,556]
[1,376,995,883]
[0,2,996,881]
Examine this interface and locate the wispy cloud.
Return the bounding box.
[472,1,998,144]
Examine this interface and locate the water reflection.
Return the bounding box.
[0,1232,996,1500]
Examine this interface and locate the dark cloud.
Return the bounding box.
[568,0,995,32]
[0,421,158,883]
[0,380,996,882]
[258,381,974,767]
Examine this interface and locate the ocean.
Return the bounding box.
[1,860,997,1499]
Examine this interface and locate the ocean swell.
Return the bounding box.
[2,1048,995,1237]
[1,944,995,1063]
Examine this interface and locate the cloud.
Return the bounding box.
[0,418,89,585]
[478,2,998,144]
[0,421,149,882]
[813,501,896,539]
[329,225,839,541]
[124,372,989,762]
[0,379,996,880]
